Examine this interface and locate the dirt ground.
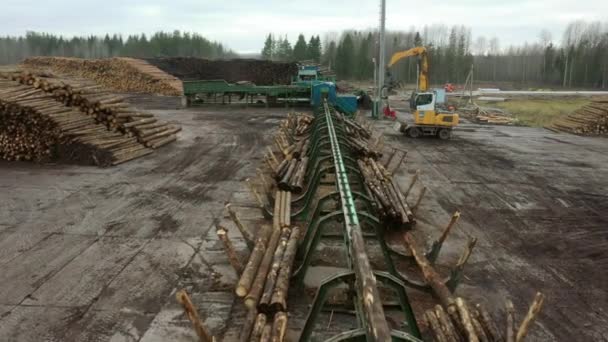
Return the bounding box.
[0,97,607,341]
[378,110,608,341]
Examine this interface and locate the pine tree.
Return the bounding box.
[336,33,355,79]
[323,40,337,70]
[293,34,308,61]
[261,34,273,60]
[307,36,322,62]
[414,32,423,47]
[446,28,458,82]
[277,36,293,61]
[356,34,373,80]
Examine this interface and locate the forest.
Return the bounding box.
[1,20,606,89]
[262,20,608,89]
[0,31,235,64]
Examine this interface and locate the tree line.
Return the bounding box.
[316,20,607,88]
[261,34,322,63]
[0,31,235,65]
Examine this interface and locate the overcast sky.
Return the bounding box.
[1,0,606,53]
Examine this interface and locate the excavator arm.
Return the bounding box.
[387,46,429,92]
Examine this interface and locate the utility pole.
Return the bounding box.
[373,0,386,119]
[373,57,377,95]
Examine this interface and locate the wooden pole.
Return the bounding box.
[404,170,420,197]
[412,186,427,213]
[259,227,291,312]
[216,225,243,275]
[236,224,272,297]
[506,299,515,342]
[245,224,284,309]
[225,203,255,245]
[175,290,214,342]
[439,211,461,246]
[271,312,288,342]
[250,313,268,341]
[516,292,545,342]
[456,297,479,342]
[270,226,300,312]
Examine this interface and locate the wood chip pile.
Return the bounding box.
[145,57,298,85]
[547,99,608,135]
[23,57,182,96]
[0,72,180,166]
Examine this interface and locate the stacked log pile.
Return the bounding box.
[0,78,148,165]
[23,57,182,95]
[0,71,179,165]
[335,112,383,158]
[266,114,313,193]
[235,113,316,341]
[145,57,298,85]
[547,99,608,135]
[237,191,299,342]
[358,157,415,228]
[459,105,517,125]
[9,72,180,150]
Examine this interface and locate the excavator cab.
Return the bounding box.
[412,92,435,111]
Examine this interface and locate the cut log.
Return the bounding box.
[236,224,272,297]
[270,226,300,312]
[216,225,243,275]
[258,227,291,313]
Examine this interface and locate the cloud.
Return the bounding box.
[0,0,606,53]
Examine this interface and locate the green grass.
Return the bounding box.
[477,98,590,127]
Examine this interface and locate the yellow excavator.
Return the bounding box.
[387,46,459,139]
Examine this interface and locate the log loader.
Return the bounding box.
[387,46,459,139]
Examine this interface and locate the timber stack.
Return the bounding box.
[0,71,179,166]
[358,157,416,228]
[270,114,313,193]
[9,72,181,149]
[236,191,299,342]
[235,113,314,342]
[23,57,182,95]
[0,77,147,165]
[547,99,608,135]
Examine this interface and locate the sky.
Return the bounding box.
[1,0,606,54]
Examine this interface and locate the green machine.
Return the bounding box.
[181,64,358,116]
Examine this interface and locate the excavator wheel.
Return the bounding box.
[438,128,452,140]
[407,127,422,138]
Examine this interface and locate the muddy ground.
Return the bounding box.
[0,97,607,341]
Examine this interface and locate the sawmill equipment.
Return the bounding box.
[234,101,544,341]
[181,64,358,115]
[387,46,460,139]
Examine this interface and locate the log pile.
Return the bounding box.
[145,57,299,85]
[0,78,148,165]
[9,72,180,150]
[335,112,382,158]
[237,191,299,342]
[475,114,517,125]
[23,57,182,96]
[404,231,545,342]
[266,114,314,193]
[0,71,179,165]
[458,105,518,125]
[358,157,415,228]
[547,99,608,135]
[236,114,316,341]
